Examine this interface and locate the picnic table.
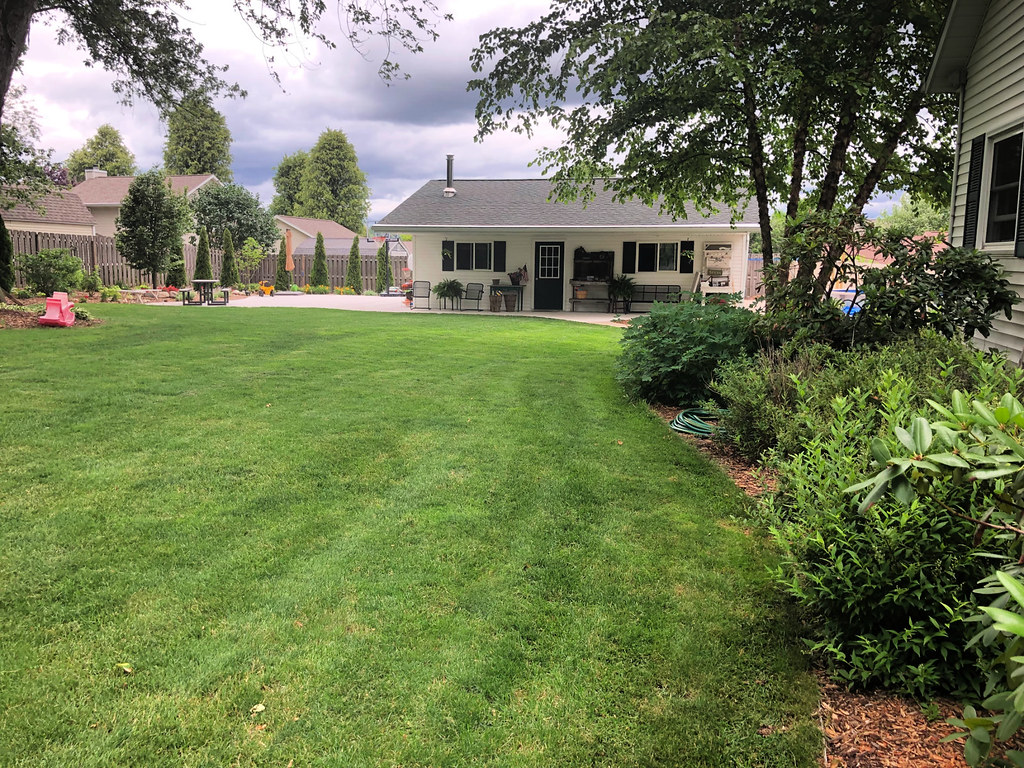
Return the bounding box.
[183,279,228,306]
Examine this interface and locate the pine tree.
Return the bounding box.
[345,236,362,294]
[275,238,291,290]
[166,239,187,287]
[193,226,213,280]
[311,232,329,287]
[375,241,392,294]
[220,229,239,286]
[0,215,14,294]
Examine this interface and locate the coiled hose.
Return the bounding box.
[669,407,720,437]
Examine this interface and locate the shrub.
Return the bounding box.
[311,232,328,287]
[16,248,83,295]
[274,239,290,292]
[616,296,757,405]
[713,332,991,461]
[344,236,362,294]
[0,216,15,293]
[100,286,121,302]
[193,227,213,280]
[220,229,239,286]
[166,255,187,288]
[81,266,102,293]
[310,285,330,294]
[375,241,392,293]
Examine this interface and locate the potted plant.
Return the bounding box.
[432,278,464,309]
[608,274,636,313]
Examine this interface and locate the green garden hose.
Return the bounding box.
[669,408,720,437]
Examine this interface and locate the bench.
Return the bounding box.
[611,284,682,312]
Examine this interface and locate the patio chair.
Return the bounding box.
[461,282,484,311]
[412,280,431,309]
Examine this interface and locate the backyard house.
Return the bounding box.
[927,0,1024,359]
[375,158,756,312]
[2,189,95,236]
[72,170,221,237]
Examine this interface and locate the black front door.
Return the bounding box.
[533,242,564,310]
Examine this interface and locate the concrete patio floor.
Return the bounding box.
[224,293,640,327]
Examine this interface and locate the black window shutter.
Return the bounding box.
[679,240,695,273]
[442,240,454,271]
[1015,153,1024,258]
[637,243,656,272]
[493,241,506,272]
[455,242,473,270]
[622,242,636,273]
[964,135,986,249]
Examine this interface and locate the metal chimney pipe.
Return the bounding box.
[446,154,454,188]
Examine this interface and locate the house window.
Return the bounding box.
[636,242,679,272]
[987,133,1023,243]
[455,242,493,270]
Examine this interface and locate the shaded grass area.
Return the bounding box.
[0,306,819,767]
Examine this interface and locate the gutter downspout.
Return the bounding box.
[950,79,966,243]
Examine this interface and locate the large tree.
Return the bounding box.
[114,170,190,285]
[190,183,278,252]
[470,0,955,275]
[269,150,307,215]
[163,92,232,180]
[0,1,451,126]
[65,124,136,180]
[294,129,369,232]
[1,84,60,208]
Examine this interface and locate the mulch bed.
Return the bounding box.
[0,304,103,330]
[653,405,970,768]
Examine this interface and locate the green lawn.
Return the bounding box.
[0,305,819,767]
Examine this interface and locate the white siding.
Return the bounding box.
[408,228,750,311]
[950,0,1024,359]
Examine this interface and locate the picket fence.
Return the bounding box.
[10,230,409,294]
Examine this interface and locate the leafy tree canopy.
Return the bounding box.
[191,183,279,252]
[269,150,308,216]
[65,124,136,181]
[470,0,955,266]
[0,1,451,125]
[294,128,369,233]
[114,169,190,285]
[0,84,58,209]
[874,194,950,239]
[163,92,232,181]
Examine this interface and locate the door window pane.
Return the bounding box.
[539,245,560,278]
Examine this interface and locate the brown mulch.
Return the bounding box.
[654,404,971,768]
[0,306,102,330]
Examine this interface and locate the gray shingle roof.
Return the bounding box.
[376,179,757,229]
[4,189,95,227]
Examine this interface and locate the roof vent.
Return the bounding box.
[443,153,456,197]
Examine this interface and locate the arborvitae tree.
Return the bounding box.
[220,228,239,286]
[163,92,233,180]
[166,239,187,286]
[375,241,392,294]
[193,226,213,280]
[275,238,291,289]
[311,231,329,287]
[0,215,14,294]
[345,236,362,294]
[66,124,137,181]
[294,129,369,232]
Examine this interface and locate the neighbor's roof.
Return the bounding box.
[376,179,758,229]
[293,236,409,258]
[925,0,991,93]
[274,215,359,240]
[4,189,95,227]
[72,174,220,206]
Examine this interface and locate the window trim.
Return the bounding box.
[980,123,1024,251]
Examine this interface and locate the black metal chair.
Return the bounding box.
[461,282,484,310]
[412,280,431,309]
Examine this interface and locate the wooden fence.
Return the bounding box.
[10,230,409,293]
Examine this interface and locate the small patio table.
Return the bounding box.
[190,279,220,305]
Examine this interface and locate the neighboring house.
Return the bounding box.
[3,189,95,236]
[72,169,221,237]
[926,0,1024,359]
[273,215,359,267]
[375,159,756,311]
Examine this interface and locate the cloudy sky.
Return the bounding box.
[13,0,898,223]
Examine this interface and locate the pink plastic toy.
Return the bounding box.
[38,291,76,327]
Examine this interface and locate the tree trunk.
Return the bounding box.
[740,77,773,267]
[0,1,37,124]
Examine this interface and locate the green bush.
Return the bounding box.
[713,332,998,461]
[100,286,121,302]
[616,297,757,405]
[16,248,83,295]
[81,266,103,293]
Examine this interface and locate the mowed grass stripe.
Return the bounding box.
[0,305,819,767]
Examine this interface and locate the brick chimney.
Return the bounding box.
[84,168,108,180]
